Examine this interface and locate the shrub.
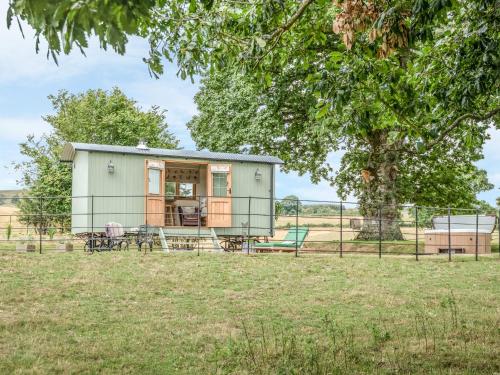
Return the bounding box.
[47,227,56,240]
[6,223,12,240]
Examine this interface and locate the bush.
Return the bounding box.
[6,223,12,240]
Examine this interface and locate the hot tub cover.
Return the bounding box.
[430,215,496,233]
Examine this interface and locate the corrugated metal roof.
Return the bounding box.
[60,142,284,164]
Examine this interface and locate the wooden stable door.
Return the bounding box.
[207,164,232,227]
[145,160,165,227]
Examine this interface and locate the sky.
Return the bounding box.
[0,4,498,204]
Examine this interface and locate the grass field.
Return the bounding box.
[0,251,498,374]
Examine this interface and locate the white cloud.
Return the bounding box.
[484,172,500,187]
[0,116,50,142]
[0,2,151,86]
[124,77,199,148]
[481,128,500,164]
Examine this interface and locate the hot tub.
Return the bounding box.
[424,215,496,254]
[424,229,492,254]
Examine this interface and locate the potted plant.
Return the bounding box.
[57,235,74,252]
[16,235,36,252]
[47,227,56,241]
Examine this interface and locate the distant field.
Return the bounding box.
[0,189,23,197]
[0,189,23,205]
[0,190,24,238]
[0,205,22,235]
[0,251,498,374]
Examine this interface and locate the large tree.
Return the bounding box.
[188,69,493,238]
[15,88,179,232]
[7,0,500,238]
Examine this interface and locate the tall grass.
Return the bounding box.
[5,223,11,240]
[211,293,499,374]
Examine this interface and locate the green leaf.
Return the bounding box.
[264,72,272,87]
[189,0,197,13]
[6,5,13,29]
[255,37,266,48]
[315,104,329,120]
[330,51,343,63]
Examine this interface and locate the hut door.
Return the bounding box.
[207,164,232,227]
[145,160,165,227]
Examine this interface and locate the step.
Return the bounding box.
[160,227,222,252]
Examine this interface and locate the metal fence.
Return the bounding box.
[1,195,499,261]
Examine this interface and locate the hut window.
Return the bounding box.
[165,181,197,199]
[148,169,161,195]
[179,183,195,198]
[166,182,176,200]
[213,173,228,197]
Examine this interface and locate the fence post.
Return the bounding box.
[447,207,451,262]
[415,206,419,261]
[145,194,148,251]
[498,209,500,257]
[295,199,299,257]
[197,197,201,256]
[378,205,382,258]
[39,196,43,254]
[339,201,343,258]
[91,195,94,252]
[475,207,479,261]
[247,196,251,255]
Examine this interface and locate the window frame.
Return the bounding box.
[212,172,228,197]
[165,181,197,200]
[148,168,161,195]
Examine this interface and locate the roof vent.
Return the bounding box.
[136,139,149,151]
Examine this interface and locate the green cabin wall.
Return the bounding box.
[71,151,275,236]
[215,162,273,237]
[71,151,89,233]
[87,152,146,232]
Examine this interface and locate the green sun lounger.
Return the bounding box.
[255,227,309,252]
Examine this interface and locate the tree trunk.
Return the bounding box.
[356,132,404,241]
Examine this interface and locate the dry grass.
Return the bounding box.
[0,251,498,374]
[0,205,21,235]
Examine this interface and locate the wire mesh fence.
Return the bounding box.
[0,194,499,260]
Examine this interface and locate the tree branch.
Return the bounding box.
[268,0,316,41]
[394,107,500,157]
[253,0,316,67]
[425,107,500,152]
